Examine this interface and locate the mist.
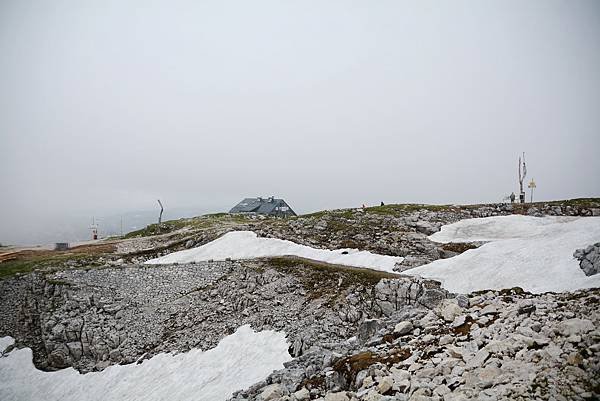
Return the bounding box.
[1,0,599,245]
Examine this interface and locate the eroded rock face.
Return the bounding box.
[574,243,600,276]
[0,260,450,373]
[373,278,449,315]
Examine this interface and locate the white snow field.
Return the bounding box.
[146,230,404,273]
[405,215,600,294]
[0,325,291,401]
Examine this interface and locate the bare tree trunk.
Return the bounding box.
[157,199,164,232]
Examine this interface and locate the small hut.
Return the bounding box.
[229,197,296,217]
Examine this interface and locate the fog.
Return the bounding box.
[1,0,599,245]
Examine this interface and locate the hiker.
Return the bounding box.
[510,192,516,203]
[380,201,385,206]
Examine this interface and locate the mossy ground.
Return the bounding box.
[123,198,600,239]
[332,348,412,389]
[441,242,478,254]
[263,256,399,300]
[300,204,454,219]
[0,254,91,279]
[123,213,253,238]
[0,244,115,279]
[365,203,455,216]
[4,198,597,280]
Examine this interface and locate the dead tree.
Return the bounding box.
[157,199,164,231]
[518,153,527,203]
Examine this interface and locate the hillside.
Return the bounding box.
[0,199,599,401]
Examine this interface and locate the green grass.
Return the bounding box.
[264,256,400,299]
[123,220,189,238]
[366,203,454,216]
[205,212,229,218]
[123,213,253,238]
[301,204,456,219]
[299,210,330,219]
[300,209,359,219]
[0,254,92,279]
[326,219,354,232]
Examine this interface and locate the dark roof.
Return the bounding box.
[229,197,296,216]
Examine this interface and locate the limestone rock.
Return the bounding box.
[358,319,382,344]
[438,301,462,322]
[465,349,490,369]
[377,376,393,394]
[573,243,600,276]
[394,321,414,336]
[558,318,594,336]
[260,383,285,400]
[293,387,310,401]
[479,304,497,315]
[324,392,349,401]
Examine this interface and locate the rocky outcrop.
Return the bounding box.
[101,200,600,271]
[574,243,600,276]
[107,201,599,271]
[232,289,600,401]
[0,259,449,373]
[255,202,599,272]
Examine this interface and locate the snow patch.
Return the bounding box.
[429,215,578,243]
[0,325,291,401]
[0,336,15,353]
[405,216,600,293]
[146,231,403,273]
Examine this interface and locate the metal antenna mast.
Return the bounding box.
[518,152,527,203]
[90,217,98,240]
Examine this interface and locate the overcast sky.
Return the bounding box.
[1,0,599,244]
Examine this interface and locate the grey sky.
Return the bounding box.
[1,0,599,244]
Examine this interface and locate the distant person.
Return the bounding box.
[510,192,516,203]
[380,201,385,206]
[362,204,366,209]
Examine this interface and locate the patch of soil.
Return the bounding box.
[441,242,478,254]
[333,348,412,389]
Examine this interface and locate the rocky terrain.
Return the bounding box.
[575,243,600,277]
[234,288,600,401]
[255,201,600,271]
[117,199,600,271]
[0,198,599,400]
[0,257,449,373]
